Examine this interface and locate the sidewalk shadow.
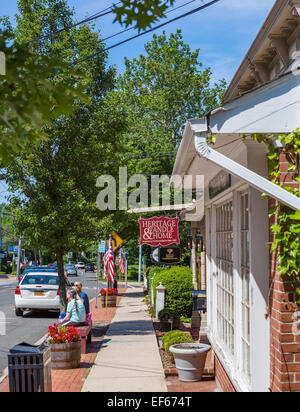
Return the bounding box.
[117,291,144,299]
[105,319,155,336]
[23,311,59,319]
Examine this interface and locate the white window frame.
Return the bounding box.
[215,199,235,361]
[206,184,270,392]
[239,192,251,384]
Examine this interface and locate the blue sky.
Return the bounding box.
[0,0,276,203]
[2,0,276,84]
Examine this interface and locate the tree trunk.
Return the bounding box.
[56,248,67,312]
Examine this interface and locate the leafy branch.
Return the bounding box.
[113,0,175,30]
[251,129,300,298]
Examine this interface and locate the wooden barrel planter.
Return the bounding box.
[50,341,81,370]
[100,295,117,308]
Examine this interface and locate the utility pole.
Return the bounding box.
[138,244,142,283]
[16,237,22,281]
[125,255,128,289]
[16,203,24,280]
[96,251,101,309]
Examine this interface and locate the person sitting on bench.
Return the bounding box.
[58,289,86,327]
[73,281,90,316]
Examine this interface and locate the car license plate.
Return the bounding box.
[34,291,44,296]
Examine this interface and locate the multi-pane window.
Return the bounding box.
[216,201,234,356]
[240,193,251,381]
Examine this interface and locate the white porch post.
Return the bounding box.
[191,225,198,290]
[248,187,270,392]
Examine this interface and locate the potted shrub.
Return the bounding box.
[99,288,117,307]
[163,330,211,382]
[48,324,81,370]
[162,330,195,361]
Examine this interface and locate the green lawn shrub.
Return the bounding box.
[152,266,192,319]
[162,330,195,361]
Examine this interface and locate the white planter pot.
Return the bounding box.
[170,343,211,382]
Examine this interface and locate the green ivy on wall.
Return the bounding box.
[249,129,300,302]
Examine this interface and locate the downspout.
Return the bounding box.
[194,131,300,211]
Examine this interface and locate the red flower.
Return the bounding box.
[100,288,117,297]
[48,324,80,344]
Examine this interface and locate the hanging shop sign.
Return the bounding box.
[158,246,181,265]
[209,171,231,199]
[139,216,180,247]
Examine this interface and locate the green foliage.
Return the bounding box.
[127,269,138,280]
[147,266,167,293]
[158,308,171,320]
[180,316,191,323]
[0,15,83,164]
[119,30,226,153]
[112,0,175,30]
[147,266,166,279]
[1,0,126,308]
[152,266,192,318]
[104,31,226,242]
[162,329,194,360]
[296,289,300,305]
[251,128,300,279]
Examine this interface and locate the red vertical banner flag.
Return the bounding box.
[139,216,180,247]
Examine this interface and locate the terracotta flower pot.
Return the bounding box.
[50,340,81,370]
[100,295,117,307]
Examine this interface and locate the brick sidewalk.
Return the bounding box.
[0,289,126,393]
[166,375,219,392]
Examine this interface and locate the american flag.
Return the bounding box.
[119,248,125,274]
[103,236,115,284]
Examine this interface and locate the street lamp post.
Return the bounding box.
[138,244,142,283]
[125,255,128,289]
[16,203,24,280]
[96,251,100,309]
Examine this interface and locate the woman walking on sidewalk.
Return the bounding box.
[59,289,86,327]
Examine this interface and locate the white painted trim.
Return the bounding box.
[205,181,247,208]
[127,203,193,214]
[207,330,249,393]
[195,134,300,210]
[207,187,271,392]
[248,187,270,392]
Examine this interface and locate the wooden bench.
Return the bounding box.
[76,321,92,354]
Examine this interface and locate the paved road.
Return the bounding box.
[0,270,105,377]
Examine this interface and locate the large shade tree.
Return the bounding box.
[2,0,125,309]
[101,31,226,246]
[0,14,83,164]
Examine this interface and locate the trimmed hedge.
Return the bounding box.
[152,266,192,319]
[162,330,195,361]
[146,266,166,292]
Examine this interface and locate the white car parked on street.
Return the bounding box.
[14,272,72,317]
[75,262,85,270]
